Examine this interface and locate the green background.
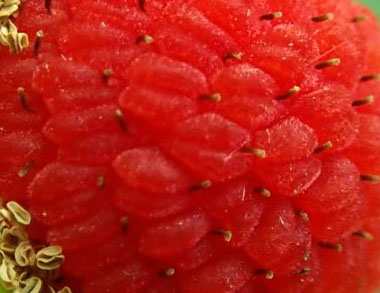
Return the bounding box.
[0,1,379,293]
[361,0,380,15]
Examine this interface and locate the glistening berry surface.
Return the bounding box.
[1,0,380,292]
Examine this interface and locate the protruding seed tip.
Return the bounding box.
[138,0,146,12]
[137,34,155,44]
[115,108,128,132]
[352,95,375,107]
[260,12,283,20]
[17,87,33,112]
[224,52,243,61]
[360,174,380,183]
[314,141,333,154]
[298,210,310,222]
[102,68,114,83]
[318,242,343,252]
[214,230,233,242]
[255,269,274,280]
[18,160,35,178]
[190,180,212,191]
[45,0,52,13]
[254,187,271,198]
[120,216,129,234]
[312,13,334,22]
[352,16,366,23]
[96,176,106,188]
[159,268,176,277]
[353,230,374,241]
[241,146,267,158]
[277,85,301,100]
[295,268,312,275]
[200,93,222,103]
[165,268,176,276]
[34,30,44,56]
[360,74,380,82]
[315,58,341,70]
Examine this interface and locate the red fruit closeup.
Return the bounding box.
[1,0,380,292]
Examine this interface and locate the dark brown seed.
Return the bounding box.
[120,216,129,234]
[313,141,333,154]
[353,230,374,241]
[352,95,374,107]
[360,74,380,82]
[45,0,52,13]
[115,109,128,132]
[276,86,301,100]
[254,269,274,280]
[18,160,35,178]
[253,187,271,198]
[17,87,33,112]
[318,242,343,252]
[102,68,114,83]
[241,146,267,158]
[315,58,341,70]
[199,93,222,103]
[312,13,334,22]
[352,16,366,23]
[190,180,212,192]
[213,230,233,242]
[34,30,44,56]
[360,174,380,183]
[260,12,283,21]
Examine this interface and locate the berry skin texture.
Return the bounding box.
[1,0,380,292]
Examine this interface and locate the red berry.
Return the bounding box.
[1,0,380,292]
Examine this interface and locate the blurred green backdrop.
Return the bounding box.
[0,1,379,293]
[361,0,380,15]
[359,0,380,15]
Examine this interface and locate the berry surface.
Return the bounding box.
[1,0,380,292]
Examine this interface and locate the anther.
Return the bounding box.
[115,109,128,132]
[241,146,267,158]
[352,95,375,107]
[254,269,275,280]
[315,58,341,70]
[213,230,233,242]
[360,174,380,183]
[190,180,212,191]
[137,34,155,44]
[17,87,33,112]
[312,13,334,22]
[313,141,333,154]
[318,242,343,252]
[253,187,271,198]
[199,93,222,103]
[277,86,301,100]
[353,230,374,241]
[260,12,283,21]
[18,160,35,178]
[34,30,44,56]
[360,74,380,82]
